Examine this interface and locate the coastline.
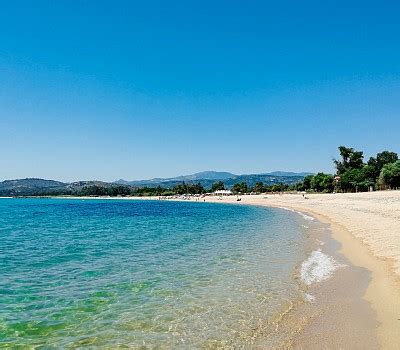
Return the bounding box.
[201,192,400,349]
[286,214,379,349]
[81,192,400,348]
[5,193,400,347]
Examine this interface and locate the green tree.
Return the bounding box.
[334,146,364,175]
[270,183,288,192]
[359,165,377,190]
[188,182,205,194]
[302,175,314,190]
[232,182,248,194]
[339,168,369,192]
[368,151,398,179]
[252,182,265,193]
[310,173,334,192]
[211,181,225,192]
[379,161,400,189]
[173,182,187,195]
[155,186,163,196]
[293,182,306,191]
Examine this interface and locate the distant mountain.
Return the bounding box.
[265,171,314,177]
[0,171,312,196]
[0,178,67,196]
[114,171,236,186]
[0,178,128,196]
[115,171,312,189]
[176,171,236,181]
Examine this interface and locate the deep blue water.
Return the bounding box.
[0,198,307,348]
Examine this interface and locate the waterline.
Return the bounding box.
[0,198,310,348]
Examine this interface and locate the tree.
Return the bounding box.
[310,173,334,192]
[189,182,205,194]
[302,175,314,190]
[368,151,398,179]
[379,161,400,189]
[359,165,377,190]
[270,183,288,192]
[232,182,248,194]
[293,182,306,191]
[211,181,225,192]
[173,182,187,195]
[340,168,367,192]
[377,151,398,167]
[155,186,163,196]
[334,146,364,175]
[252,182,265,193]
[172,182,205,195]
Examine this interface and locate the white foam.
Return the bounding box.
[277,207,315,221]
[299,213,315,221]
[300,250,345,285]
[304,293,315,302]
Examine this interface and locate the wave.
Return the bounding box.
[277,207,315,221]
[300,250,345,285]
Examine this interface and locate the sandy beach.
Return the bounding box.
[47,191,400,348]
[201,190,400,349]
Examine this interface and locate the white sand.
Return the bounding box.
[51,192,400,347]
[202,190,400,349]
[206,191,400,276]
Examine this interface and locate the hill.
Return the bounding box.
[0,178,67,196]
[115,171,310,189]
[0,179,129,196]
[0,171,311,196]
[115,171,236,186]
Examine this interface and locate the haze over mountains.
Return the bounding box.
[0,171,313,196]
[0,179,111,197]
[115,171,312,186]
[115,171,236,186]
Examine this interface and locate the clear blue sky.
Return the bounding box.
[1,1,399,182]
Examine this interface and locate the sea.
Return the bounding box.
[0,198,346,348]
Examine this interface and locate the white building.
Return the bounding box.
[214,190,233,196]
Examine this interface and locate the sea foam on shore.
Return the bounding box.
[300,249,345,285]
[276,206,315,221]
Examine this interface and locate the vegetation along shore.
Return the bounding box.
[1,146,399,198]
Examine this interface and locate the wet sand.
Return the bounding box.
[202,192,400,349]
[48,193,400,348]
[289,216,379,349]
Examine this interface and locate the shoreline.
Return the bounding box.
[288,213,379,349]
[201,193,400,349]
[4,193,400,347]
[100,192,400,348]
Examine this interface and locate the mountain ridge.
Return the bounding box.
[115,171,237,186]
[114,170,313,186]
[0,171,313,196]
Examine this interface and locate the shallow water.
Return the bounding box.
[0,198,311,348]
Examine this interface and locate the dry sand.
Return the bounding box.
[52,192,400,347]
[203,191,400,349]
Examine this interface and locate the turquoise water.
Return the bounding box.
[0,198,308,348]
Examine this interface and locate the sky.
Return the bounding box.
[1,0,399,182]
